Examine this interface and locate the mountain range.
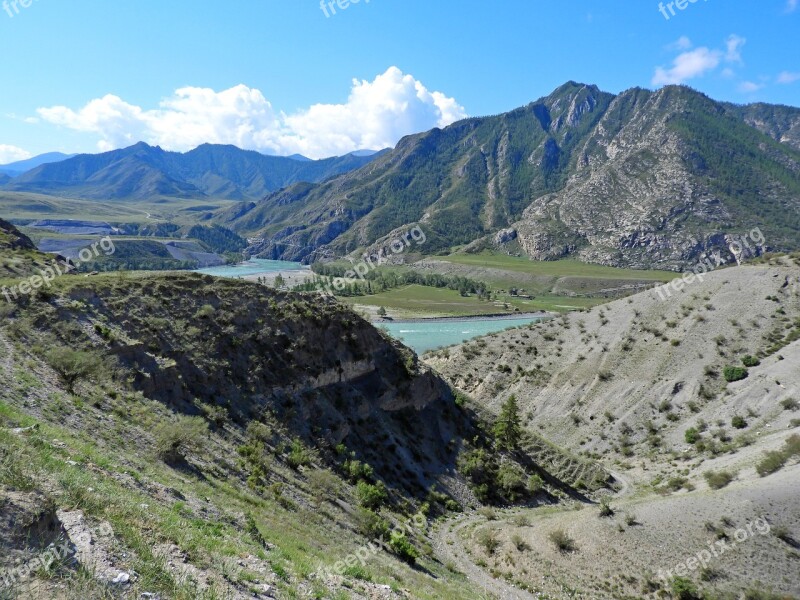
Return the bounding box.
[0,151,76,177]
[2,143,385,201]
[224,82,800,270]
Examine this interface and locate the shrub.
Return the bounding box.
[478,507,497,521]
[785,433,800,457]
[731,415,748,429]
[527,474,545,494]
[742,355,761,367]
[511,534,529,552]
[287,438,312,470]
[685,428,701,444]
[756,451,787,477]
[307,469,340,503]
[153,415,208,463]
[598,500,614,517]
[703,470,736,490]
[512,514,531,527]
[496,462,526,501]
[344,459,374,482]
[780,397,799,411]
[548,529,576,553]
[355,481,388,509]
[477,529,500,555]
[44,347,102,393]
[388,530,418,564]
[723,366,749,382]
[353,508,390,539]
[670,577,702,599]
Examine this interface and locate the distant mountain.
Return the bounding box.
[3,143,386,200]
[0,173,11,185]
[349,149,382,157]
[0,152,76,176]
[228,82,800,270]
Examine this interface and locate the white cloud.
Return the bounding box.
[725,35,746,63]
[666,36,693,51]
[652,35,746,86]
[652,47,722,85]
[36,67,467,159]
[0,144,32,164]
[777,71,800,84]
[738,81,765,93]
[787,0,798,13]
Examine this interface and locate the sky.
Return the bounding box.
[0,0,798,163]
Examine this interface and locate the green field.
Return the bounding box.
[440,253,677,281]
[342,284,599,318]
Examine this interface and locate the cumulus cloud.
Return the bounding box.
[652,47,722,85]
[777,71,800,84]
[652,35,746,86]
[0,144,32,164]
[36,67,467,159]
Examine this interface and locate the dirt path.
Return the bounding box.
[608,469,632,498]
[431,513,538,600]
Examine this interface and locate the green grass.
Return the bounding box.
[440,253,677,281]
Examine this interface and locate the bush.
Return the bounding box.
[388,530,418,564]
[153,415,208,463]
[478,507,497,521]
[703,470,736,490]
[756,451,787,477]
[723,366,749,382]
[511,534,529,551]
[355,480,388,509]
[527,474,545,494]
[344,459,374,482]
[742,355,761,367]
[685,428,701,444]
[496,462,526,501]
[780,397,799,411]
[549,529,576,553]
[476,529,500,555]
[671,576,703,599]
[287,438,311,470]
[44,347,102,393]
[598,500,614,517]
[353,508,390,539]
[731,415,748,429]
[307,469,340,503]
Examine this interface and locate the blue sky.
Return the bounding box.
[0,0,798,161]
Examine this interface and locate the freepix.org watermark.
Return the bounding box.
[320,0,370,18]
[321,226,426,295]
[315,513,425,579]
[3,0,40,19]
[1,236,115,304]
[0,540,74,590]
[658,0,708,21]
[653,228,764,301]
[657,516,770,583]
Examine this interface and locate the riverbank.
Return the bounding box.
[371,311,555,324]
[376,313,551,354]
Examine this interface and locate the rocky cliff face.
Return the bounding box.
[14,273,471,496]
[227,83,800,270]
